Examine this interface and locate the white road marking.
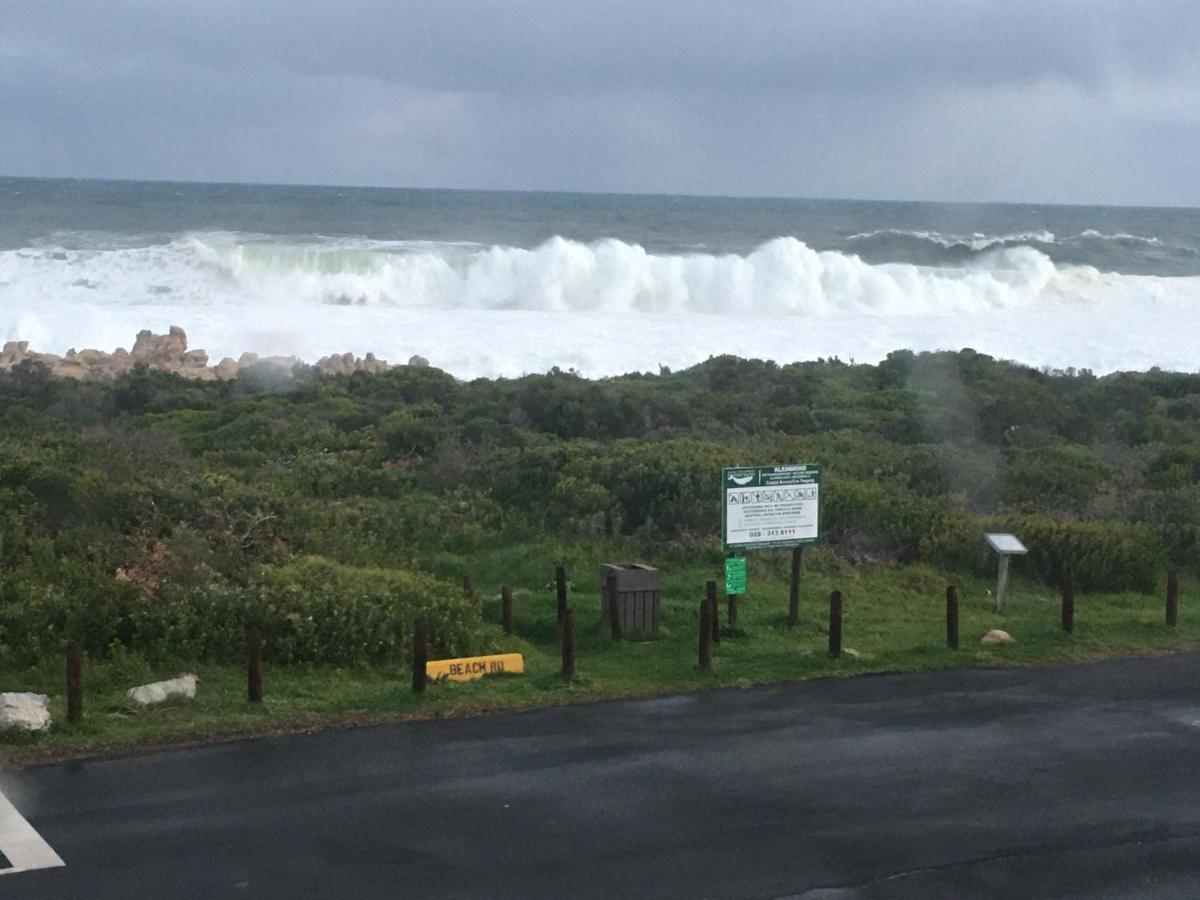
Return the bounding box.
[0,787,64,876]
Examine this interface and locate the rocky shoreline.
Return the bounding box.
[0,327,429,380]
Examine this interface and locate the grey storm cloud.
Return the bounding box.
[2,0,1199,204]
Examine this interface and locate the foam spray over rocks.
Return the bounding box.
[0,326,429,380]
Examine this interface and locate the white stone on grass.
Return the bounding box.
[125,673,198,707]
[981,629,1016,645]
[0,692,52,732]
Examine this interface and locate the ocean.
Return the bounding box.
[2,176,1199,377]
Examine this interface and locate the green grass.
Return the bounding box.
[3,547,1197,767]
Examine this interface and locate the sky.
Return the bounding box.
[2,0,1199,206]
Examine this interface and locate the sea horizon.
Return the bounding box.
[5,172,1199,214]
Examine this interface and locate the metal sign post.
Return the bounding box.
[984,533,1028,611]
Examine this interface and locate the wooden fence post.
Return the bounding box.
[728,592,739,628]
[946,585,959,650]
[66,640,83,724]
[607,574,623,640]
[698,599,712,671]
[412,618,429,693]
[829,590,843,658]
[561,607,576,681]
[246,628,264,703]
[1167,570,1179,627]
[787,547,803,629]
[556,566,568,625]
[706,580,720,645]
[463,573,475,603]
[501,585,513,635]
[1061,580,1075,634]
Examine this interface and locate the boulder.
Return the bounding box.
[0,692,52,732]
[0,327,402,383]
[0,340,29,366]
[76,348,112,366]
[361,352,389,374]
[213,357,240,380]
[408,354,430,367]
[315,351,393,375]
[131,325,188,366]
[125,673,198,707]
[981,629,1016,645]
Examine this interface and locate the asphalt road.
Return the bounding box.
[6,654,1200,898]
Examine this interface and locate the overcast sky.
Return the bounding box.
[2,1,1198,205]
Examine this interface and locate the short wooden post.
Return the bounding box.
[787,547,803,629]
[606,574,623,640]
[728,593,739,628]
[561,607,576,681]
[463,573,476,603]
[698,598,713,671]
[501,584,513,635]
[66,640,83,724]
[555,566,568,625]
[1061,580,1075,634]
[412,618,429,693]
[828,590,843,658]
[1167,570,1179,627]
[946,584,959,650]
[706,580,721,645]
[247,628,264,703]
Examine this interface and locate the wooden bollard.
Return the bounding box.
[728,593,739,628]
[1061,580,1075,634]
[463,573,476,603]
[829,590,843,658]
[946,584,959,650]
[607,574,623,640]
[66,640,83,724]
[412,618,429,693]
[1167,570,1179,627]
[555,566,568,625]
[706,580,721,645]
[787,546,803,629]
[247,628,264,703]
[501,585,513,635]
[698,598,713,671]
[561,607,576,681]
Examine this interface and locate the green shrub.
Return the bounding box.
[0,556,480,667]
[981,515,1164,593]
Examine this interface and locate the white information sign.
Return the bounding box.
[722,465,821,551]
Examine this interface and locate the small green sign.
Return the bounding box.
[725,556,747,595]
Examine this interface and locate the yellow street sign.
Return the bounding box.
[426,653,524,682]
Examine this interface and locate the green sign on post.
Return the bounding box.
[721,464,822,552]
[725,556,746,594]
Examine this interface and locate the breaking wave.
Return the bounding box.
[2,231,1199,378]
[1,232,1084,318]
[843,227,1200,271]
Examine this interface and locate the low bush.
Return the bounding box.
[0,556,480,667]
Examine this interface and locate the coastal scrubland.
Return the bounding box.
[2,349,1198,761]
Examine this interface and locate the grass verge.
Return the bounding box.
[3,551,1196,768]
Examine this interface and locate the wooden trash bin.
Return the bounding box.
[600,563,662,636]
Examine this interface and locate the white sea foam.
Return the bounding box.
[1076,229,1163,245]
[844,229,1057,251]
[1,234,1198,377]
